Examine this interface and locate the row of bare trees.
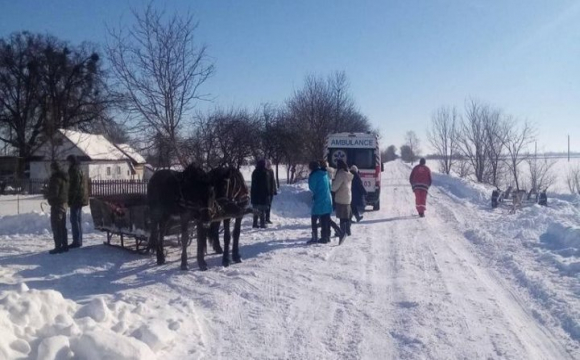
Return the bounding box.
[1,5,371,182]
[428,99,557,191]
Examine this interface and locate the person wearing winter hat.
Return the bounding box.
[307,160,333,244]
[350,165,367,223]
[409,158,432,217]
[251,159,272,228]
[46,161,69,254]
[264,159,277,224]
[332,159,353,244]
[67,155,88,248]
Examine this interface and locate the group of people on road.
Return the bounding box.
[46,155,88,254]
[305,159,367,245]
[46,154,430,253]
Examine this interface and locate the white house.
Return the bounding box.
[30,129,147,181]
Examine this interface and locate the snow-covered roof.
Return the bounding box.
[60,129,127,161]
[115,144,147,164]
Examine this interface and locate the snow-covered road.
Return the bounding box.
[1,160,579,359]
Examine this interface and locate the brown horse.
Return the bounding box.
[207,167,250,267]
[147,164,216,270]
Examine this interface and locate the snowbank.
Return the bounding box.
[0,283,185,360]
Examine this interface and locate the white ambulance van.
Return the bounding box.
[325,132,383,210]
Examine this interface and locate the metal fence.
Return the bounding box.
[89,180,148,197]
[0,178,148,197]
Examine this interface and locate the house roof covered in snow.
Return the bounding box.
[59,129,128,161]
[115,144,147,164]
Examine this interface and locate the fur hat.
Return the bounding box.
[350,165,359,173]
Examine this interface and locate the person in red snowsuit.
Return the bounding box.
[409,158,432,217]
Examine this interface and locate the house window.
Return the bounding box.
[127,170,130,176]
[106,167,111,176]
[116,166,121,175]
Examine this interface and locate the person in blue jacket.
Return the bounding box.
[307,160,333,244]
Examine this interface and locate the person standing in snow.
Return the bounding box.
[409,158,432,217]
[46,161,69,254]
[307,161,333,244]
[67,155,88,248]
[332,159,354,244]
[251,159,272,228]
[350,165,367,223]
[265,159,277,224]
[319,160,342,237]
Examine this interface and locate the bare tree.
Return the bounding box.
[404,131,420,163]
[566,165,580,194]
[456,99,488,182]
[526,155,557,191]
[400,144,415,163]
[382,145,398,162]
[502,118,535,190]
[482,108,506,186]
[286,72,370,160]
[107,4,214,167]
[427,106,458,174]
[0,32,109,164]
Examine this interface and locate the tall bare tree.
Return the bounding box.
[526,155,557,191]
[286,72,370,160]
[502,118,535,190]
[457,99,488,182]
[427,106,458,174]
[107,4,214,167]
[482,107,506,186]
[0,32,109,163]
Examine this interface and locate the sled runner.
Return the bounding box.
[89,194,251,254]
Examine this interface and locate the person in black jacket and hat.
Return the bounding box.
[251,159,272,228]
[350,165,367,223]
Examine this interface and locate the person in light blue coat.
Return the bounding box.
[308,161,333,244]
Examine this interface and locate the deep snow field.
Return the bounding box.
[1,160,580,359]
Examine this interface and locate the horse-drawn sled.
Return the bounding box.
[491,186,547,213]
[89,166,253,270]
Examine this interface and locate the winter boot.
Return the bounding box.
[346,220,352,236]
[259,212,267,229]
[252,213,259,228]
[338,220,348,245]
[307,231,318,245]
[318,236,330,244]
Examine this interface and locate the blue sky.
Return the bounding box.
[1,0,579,152]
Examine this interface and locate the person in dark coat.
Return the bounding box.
[67,155,88,248]
[409,158,432,217]
[307,161,333,244]
[46,161,69,254]
[251,159,272,228]
[265,159,277,224]
[350,165,367,223]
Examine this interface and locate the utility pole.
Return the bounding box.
[568,134,571,162]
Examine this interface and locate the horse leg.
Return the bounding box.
[222,219,231,267]
[180,216,190,271]
[209,222,223,254]
[196,224,208,271]
[232,217,242,263]
[148,219,158,255]
[156,219,167,265]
